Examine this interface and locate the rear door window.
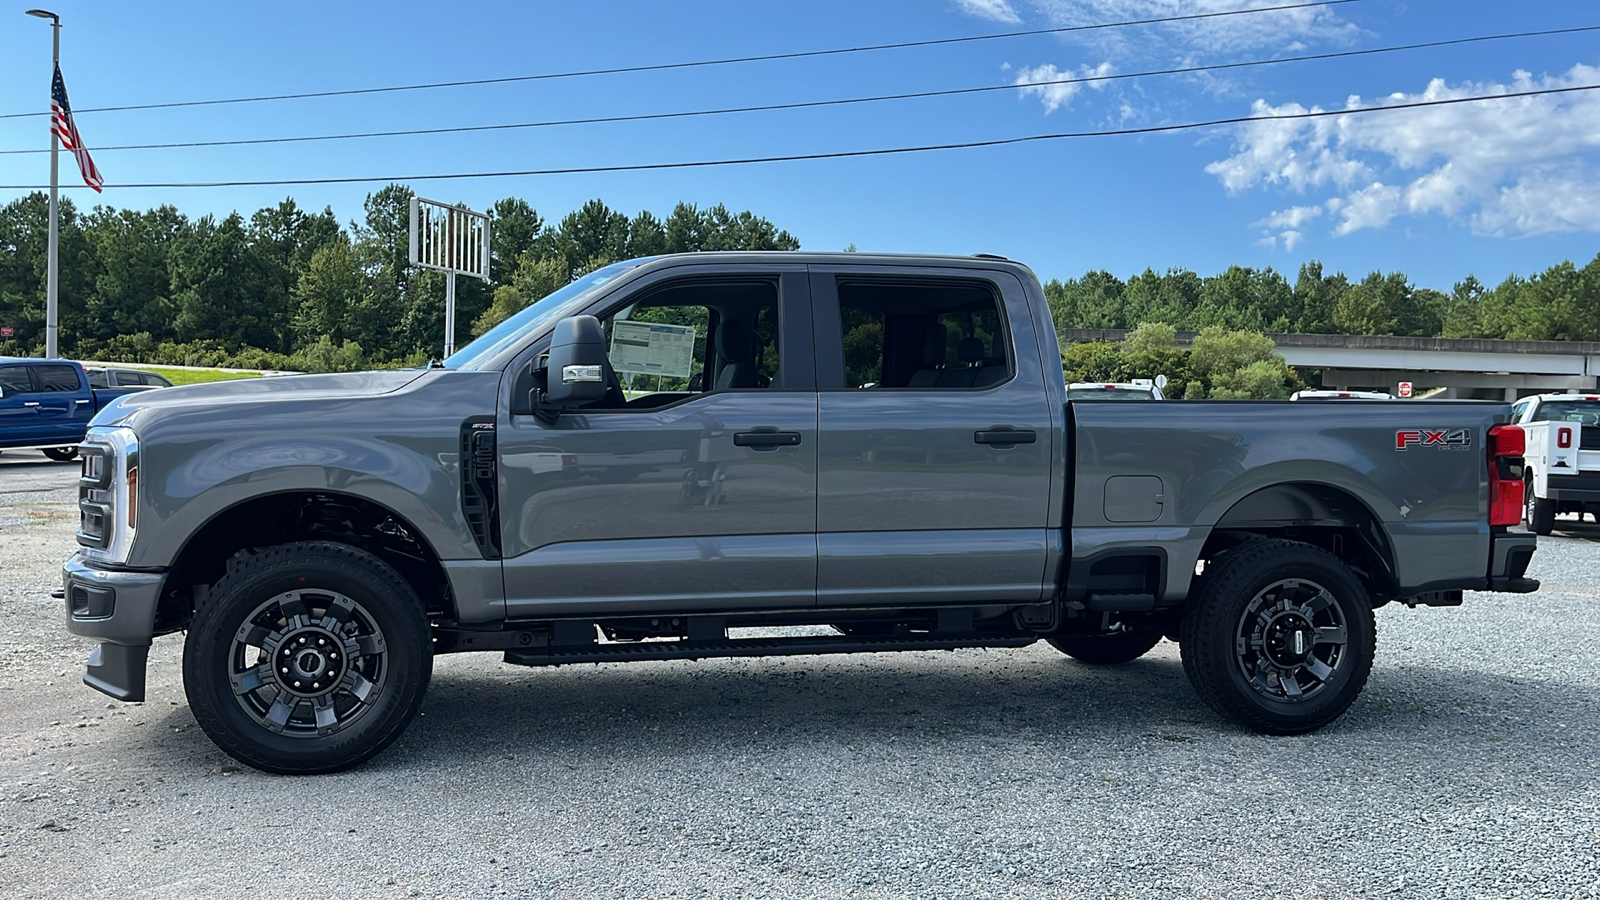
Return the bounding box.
[31,365,81,392]
[825,279,1012,390]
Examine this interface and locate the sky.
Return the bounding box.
[1,0,1598,292]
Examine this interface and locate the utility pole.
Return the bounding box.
[27,9,62,359]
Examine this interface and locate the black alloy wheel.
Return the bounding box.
[42,446,78,462]
[1180,539,1376,735]
[184,541,431,774]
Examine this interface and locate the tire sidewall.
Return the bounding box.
[184,544,431,774]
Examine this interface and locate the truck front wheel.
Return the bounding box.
[182,541,433,774]
[1524,477,1556,535]
[1180,539,1375,735]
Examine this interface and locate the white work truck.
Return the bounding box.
[1512,392,1600,534]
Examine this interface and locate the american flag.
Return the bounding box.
[51,64,103,193]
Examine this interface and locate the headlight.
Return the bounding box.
[77,426,139,565]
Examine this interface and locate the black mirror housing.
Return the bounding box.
[542,315,610,407]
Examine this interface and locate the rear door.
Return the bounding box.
[27,364,91,444]
[809,265,1056,606]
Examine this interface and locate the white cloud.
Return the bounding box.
[1258,205,1322,230]
[955,0,1020,24]
[1252,205,1321,249]
[1014,61,1114,113]
[1021,0,1358,57]
[1206,64,1600,237]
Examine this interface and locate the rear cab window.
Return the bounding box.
[1529,400,1600,425]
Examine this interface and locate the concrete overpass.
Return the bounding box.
[1060,329,1600,400]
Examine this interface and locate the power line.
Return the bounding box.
[0,0,1358,120]
[4,84,1593,191]
[4,23,1593,156]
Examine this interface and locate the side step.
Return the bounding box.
[502,632,1037,668]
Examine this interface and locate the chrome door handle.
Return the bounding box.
[22,401,40,407]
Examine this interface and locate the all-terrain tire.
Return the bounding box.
[1046,628,1164,665]
[1179,539,1375,735]
[183,541,432,774]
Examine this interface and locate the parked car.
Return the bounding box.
[0,358,143,461]
[1510,391,1600,534]
[1290,390,1394,400]
[1067,380,1165,400]
[85,366,173,391]
[61,252,1536,773]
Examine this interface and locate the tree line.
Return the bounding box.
[0,186,799,370]
[3,184,1597,373]
[1044,256,1600,343]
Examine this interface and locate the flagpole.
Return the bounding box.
[46,17,60,360]
[27,9,61,359]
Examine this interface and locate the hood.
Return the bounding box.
[92,369,432,426]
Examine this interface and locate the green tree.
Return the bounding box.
[171,213,271,349]
[292,236,363,345]
[488,198,544,287]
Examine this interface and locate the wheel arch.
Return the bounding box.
[156,490,455,635]
[1197,482,1399,603]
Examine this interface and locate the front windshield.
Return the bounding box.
[1531,400,1600,424]
[442,261,641,370]
[1068,388,1154,400]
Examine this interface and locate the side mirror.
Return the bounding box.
[541,315,611,408]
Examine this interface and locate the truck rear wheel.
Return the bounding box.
[1046,627,1163,664]
[1525,477,1555,535]
[1179,539,1375,735]
[183,541,432,774]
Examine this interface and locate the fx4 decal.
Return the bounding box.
[1396,429,1472,450]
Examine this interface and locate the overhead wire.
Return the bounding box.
[2,23,1593,156]
[4,84,1594,191]
[0,0,1359,120]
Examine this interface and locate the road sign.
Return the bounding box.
[1398,381,1413,398]
[0,326,12,338]
[408,197,491,358]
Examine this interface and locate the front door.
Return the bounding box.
[809,266,1056,607]
[498,267,818,618]
[0,365,41,445]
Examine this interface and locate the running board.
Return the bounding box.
[502,633,1037,667]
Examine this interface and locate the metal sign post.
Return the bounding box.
[408,197,490,358]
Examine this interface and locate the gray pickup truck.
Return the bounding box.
[61,252,1538,773]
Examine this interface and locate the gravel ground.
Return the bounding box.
[1,482,1598,899]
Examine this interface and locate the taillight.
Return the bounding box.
[1487,424,1525,527]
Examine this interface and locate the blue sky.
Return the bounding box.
[2,0,1598,292]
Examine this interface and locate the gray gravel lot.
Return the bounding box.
[1,478,1597,899]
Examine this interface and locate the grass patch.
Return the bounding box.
[97,364,265,386]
